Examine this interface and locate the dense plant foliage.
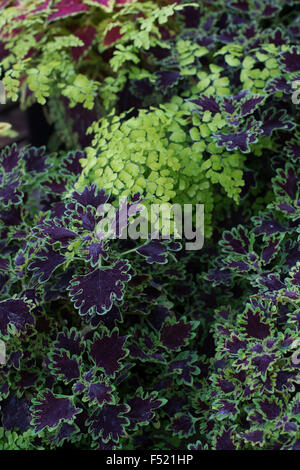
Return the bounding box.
[0,0,299,451]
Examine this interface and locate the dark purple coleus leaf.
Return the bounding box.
[268,26,287,45]
[240,95,264,116]
[69,261,131,316]
[265,76,291,94]
[168,352,200,385]
[8,350,22,369]
[292,400,300,416]
[222,226,250,254]
[0,144,20,173]
[42,176,67,194]
[61,150,86,177]
[148,305,171,330]
[0,172,23,206]
[17,370,39,393]
[281,47,300,72]
[31,391,81,432]
[155,71,180,90]
[50,422,77,447]
[230,0,249,11]
[273,166,298,200]
[48,351,81,383]
[82,240,107,266]
[275,370,296,391]
[258,399,281,420]
[1,394,31,431]
[85,380,115,406]
[261,108,294,137]
[188,441,203,450]
[215,429,236,450]
[0,256,9,271]
[90,304,122,331]
[215,118,261,152]
[284,241,300,269]
[287,142,300,161]
[261,3,279,17]
[216,400,238,419]
[225,259,250,272]
[261,237,281,264]
[190,96,221,116]
[71,205,97,231]
[241,430,264,444]
[169,413,195,438]
[87,404,130,443]
[48,0,89,22]
[216,377,235,393]
[137,240,168,264]
[34,220,77,247]
[160,319,195,351]
[254,217,288,236]
[73,381,85,395]
[71,185,109,210]
[0,299,33,336]
[258,273,285,292]
[55,328,84,357]
[127,326,165,364]
[0,381,9,399]
[181,5,201,28]
[0,206,22,226]
[207,266,232,285]
[28,246,65,282]
[242,307,271,339]
[23,147,50,174]
[44,266,76,302]
[277,202,296,215]
[224,90,248,113]
[127,391,166,430]
[45,200,67,220]
[252,353,276,376]
[89,329,128,376]
[289,263,300,287]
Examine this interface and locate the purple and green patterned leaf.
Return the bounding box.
[31,391,81,433]
[69,261,131,316]
[89,329,128,376]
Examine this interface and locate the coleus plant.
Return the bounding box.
[0,0,299,148]
[0,0,185,146]
[38,0,298,237]
[0,140,299,450]
[196,159,300,450]
[0,0,299,453]
[0,143,203,449]
[0,0,299,238]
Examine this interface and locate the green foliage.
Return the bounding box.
[0,427,44,450]
[0,121,17,139]
[0,0,183,110]
[76,94,250,237]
